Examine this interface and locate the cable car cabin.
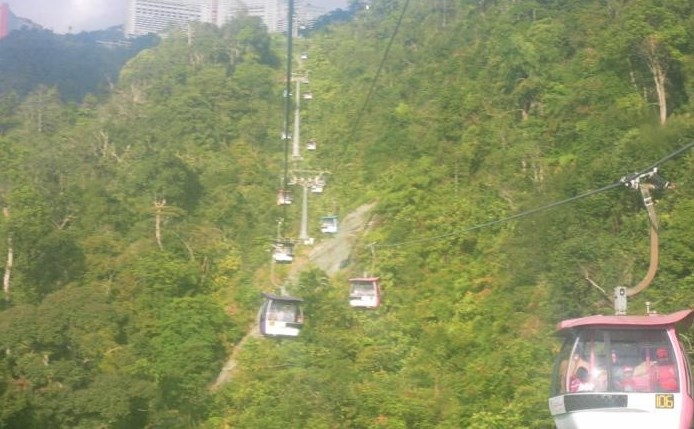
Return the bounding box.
[276,189,293,205]
[303,92,313,100]
[311,177,325,194]
[549,309,694,429]
[259,293,304,337]
[272,240,294,264]
[306,139,317,151]
[349,277,381,309]
[320,215,338,234]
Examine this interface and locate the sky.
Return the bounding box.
[3,0,350,34]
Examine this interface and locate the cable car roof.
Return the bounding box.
[556,309,694,334]
[262,292,304,303]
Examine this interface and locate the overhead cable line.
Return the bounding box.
[347,0,411,143]
[375,141,694,249]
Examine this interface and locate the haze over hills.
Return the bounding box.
[0,27,156,101]
[0,1,354,102]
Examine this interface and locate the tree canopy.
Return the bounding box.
[2,1,694,427]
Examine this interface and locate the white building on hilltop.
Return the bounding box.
[217,0,283,35]
[125,0,325,37]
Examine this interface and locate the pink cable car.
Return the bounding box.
[549,310,694,428]
[548,169,694,428]
[348,277,381,309]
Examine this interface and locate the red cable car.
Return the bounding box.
[549,310,694,428]
[348,277,381,309]
[258,293,304,338]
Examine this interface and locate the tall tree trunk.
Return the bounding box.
[3,207,11,299]
[644,36,668,125]
[154,199,166,251]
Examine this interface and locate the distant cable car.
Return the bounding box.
[320,215,338,234]
[300,52,308,60]
[259,293,304,337]
[548,310,694,429]
[306,139,317,151]
[303,92,313,100]
[277,189,293,205]
[272,240,294,263]
[349,277,381,308]
[311,177,325,194]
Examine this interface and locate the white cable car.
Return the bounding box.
[272,240,294,264]
[300,52,308,60]
[548,310,694,429]
[258,293,304,337]
[349,277,381,308]
[276,189,293,205]
[311,177,325,194]
[306,139,317,151]
[320,215,338,234]
[303,92,313,100]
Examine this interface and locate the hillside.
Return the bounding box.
[1,2,694,428]
[0,28,156,102]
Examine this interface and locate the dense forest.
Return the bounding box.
[1,0,694,428]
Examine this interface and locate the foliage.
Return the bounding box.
[1,2,694,428]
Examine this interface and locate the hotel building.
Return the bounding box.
[125,0,325,37]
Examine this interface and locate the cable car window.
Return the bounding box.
[268,301,300,322]
[351,282,376,296]
[554,328,679,395]
[552,336,576,395]
[677,336,692,396]
[610,329,678,393]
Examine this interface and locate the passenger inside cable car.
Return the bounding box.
[570,367,595,392]
[553,328,679,394]
[259,293,304,337]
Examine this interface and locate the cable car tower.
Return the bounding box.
[548,168,694,429]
